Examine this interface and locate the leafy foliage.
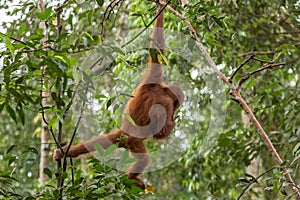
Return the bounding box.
[0,0,299,199]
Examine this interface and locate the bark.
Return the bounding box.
[38,0,50,184]
[39,91,50,183]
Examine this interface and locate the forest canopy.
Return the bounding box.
[0,0,299,199]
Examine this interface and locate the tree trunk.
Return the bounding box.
[39,94,50,183]
[38,0,50,184]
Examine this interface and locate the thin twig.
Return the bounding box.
[238,166,300,199]
[88,0,171,73]
[252,57,277,64]
[54,0,69,12]
[70,158,74,185]
[238,166,278,199]
[110,0,125,33]
[9,35,96,54]
[62,101,86,172]
[237,62,285,91]
[9,36,28,46]
[229,55,254,82]
[121,0,171,48]
[238,50,280,57]
[100,0,123,36]
[236,56,300,91]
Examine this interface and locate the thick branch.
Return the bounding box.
[232,91,300,198]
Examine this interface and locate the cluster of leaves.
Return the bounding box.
[0,143,143,200]
[0,144,39,199]
[37,144,143,200]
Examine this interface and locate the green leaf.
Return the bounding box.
[0,102,5,113]
[7,155,17,165]
[158,54,168,65]
[122,177,137,187]
[123,113,136,126]
[94,143,105,157]
[121,150,129,162]
[0,33,15,56]
[188,37,196,51]
[27,33,43,40]
[23,146,39,154]
[6,144,17,155]
[149,48,156,60]
[5,37,15,57]
[48,115,58,128]
[19,23,27,35]
[127,185,144,195]
[17,106,25,125]
[212,15,223,27]
[36,12,45,20]
[245,78,256,88]
[52,189,60,198]
[44,7,52,19]
[36,8,52,20]
[43,168,52,179]
[94,93,107,99]
[0,174,19,183]
[96,35,102,45]
[112,46,124,54]
[56,32,69,43]
[88,10,93,24]
[106,96,116,109]
[105,144,118,156]
[6,104,17,123]
[84,32,93,41]
[96,0,104,6]
[238,177,249,183]
[126,157,138,164]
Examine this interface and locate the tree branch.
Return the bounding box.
[229,55,254,82]
[121,0,171,48]
[9,35,97,54]
[238,50,280,57]
[237,61,285,91]
[100,0,124,36]
[238,166,298,200]
[55,3,66,198]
